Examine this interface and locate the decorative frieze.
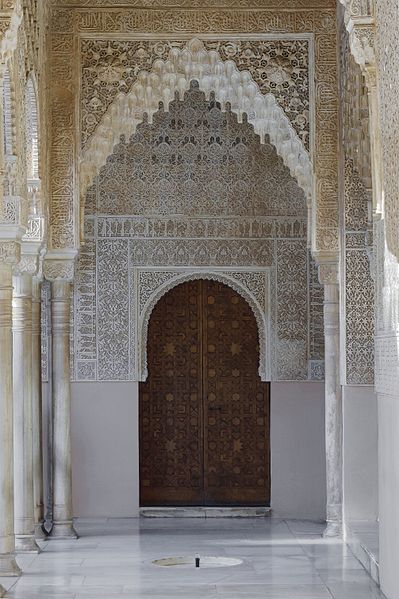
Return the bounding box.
[130,239,273,268]
[95,217,307,240]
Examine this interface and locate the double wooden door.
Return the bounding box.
[139,279,270,507]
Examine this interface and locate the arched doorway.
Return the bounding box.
[139,279,270,507]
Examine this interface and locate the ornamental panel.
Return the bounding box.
[73,83,324,382]
[48,4,338,258]
[343,161,374,385]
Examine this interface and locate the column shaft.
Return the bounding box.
[366,73,383,216]
[50,280,77,539]
[32,278,44,538]
[0,264,21,582]
[323,282,343,537]
[13,273,40,553]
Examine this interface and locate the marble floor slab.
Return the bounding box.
[1,518,386,599]
[345,520,380,585]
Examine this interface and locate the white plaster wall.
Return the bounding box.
[378,393,399,599]
[71,383,140,517]
[70,381,325,519]
[342,385,378,523]
[270,382,326,520]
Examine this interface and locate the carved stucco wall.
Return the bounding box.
[375,0,399,262]
[374,0,399,397]
[48,1,338,259]
[340,23,375,386]
[343,162,374,384]
[71,84,324,382]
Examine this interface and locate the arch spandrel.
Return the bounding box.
[89,81,307,221]
[80,38,313,240]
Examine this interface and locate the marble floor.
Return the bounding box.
[346,520,380,585]
[1,518,386,599]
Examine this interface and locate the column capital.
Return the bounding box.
[318,262,339,286]
[44,251,77,283]
[340,1,377,79]
[348,20,376,72]
[0,240,20,265]
[313,251,339,285]
[12,241,42,277]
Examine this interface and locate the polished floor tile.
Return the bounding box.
[0,518,386,599]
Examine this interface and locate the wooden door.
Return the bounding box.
[139,279,270,507]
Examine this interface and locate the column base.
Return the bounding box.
[34,523,47,540]
[0,584,5,598]
[0,554,22,577]
[323,521,343,538]
[48,521,78,540]
[15,535,41,554]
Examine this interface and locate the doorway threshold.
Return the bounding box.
[140,507,272,518]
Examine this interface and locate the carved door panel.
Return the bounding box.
[140,280,204,506]
[203,280,270,506]
[139,279,270,507]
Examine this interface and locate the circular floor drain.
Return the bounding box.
[152,556,243,568]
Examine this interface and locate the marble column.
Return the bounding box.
[50,280,77,539]
[0,263,21,588]
[32,277,45,538]
[13,271,40,553]
[320,263,342,537]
